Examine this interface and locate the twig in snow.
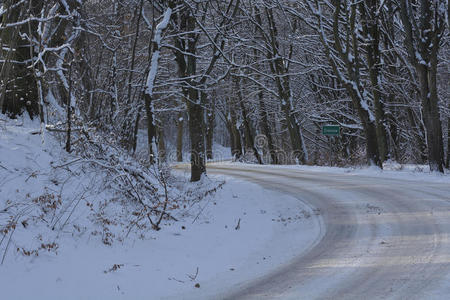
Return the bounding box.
[192,197,212,224]
[57,189,88,232]
[235,218,241,230]
[168,277,185,283]
[25,171,38,182]
[187,267,199,281]
[1,222,16,264]
[51,158,82,168]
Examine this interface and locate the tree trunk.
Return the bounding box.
[226,119,236,157]
[65,62,73,153]
[132,109,141,153]
[417,64,445,172]
[172,10,208,181]
[263,7,305,164]
[386,104,400,162]
[121,0,144,150]
[158,125,166,162]
[236,81,262,164]
[206,98,215,160]
[347,87,381,166]
[399,0,445,172]
[0,1,41,118]
[317,1,382,167]
[176,112,184,162]
[144,94,157,164]
[187,87,205,181]
[360,0,389,162]
[228,97,243,160]
[258,92,278,164]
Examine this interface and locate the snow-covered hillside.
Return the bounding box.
[0,116,321,299]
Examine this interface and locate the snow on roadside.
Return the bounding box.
[0,177,321,300]
[159,175,322,300]
[0,116,321,299]
[209,160,450,184]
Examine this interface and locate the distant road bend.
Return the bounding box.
[206,163,450,299]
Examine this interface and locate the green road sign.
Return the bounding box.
[322,125,340,136]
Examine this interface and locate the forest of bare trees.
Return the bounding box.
[1,0,449,180]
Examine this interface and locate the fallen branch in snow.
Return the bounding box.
[235,218,241,230]
[168,277,185,283]
[56,188,89,232]
[191,181,226,224]
[151,208,178,222]
[192,198,212,225]
[103,263,124,273]
[1,217,17,264]
[51,158,82,168]
[45,127,82,133]
[25,171,39,182]
[187,267,199,281]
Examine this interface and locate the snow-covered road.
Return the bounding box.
[207,163,450,299]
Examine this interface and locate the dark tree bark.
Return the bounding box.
[312,0,382,167]
[65,62,73,153]
[121,0,145,150]
[258,91,278,164]
[172,1,238,181]
[228,97,243,160]
[235,78,263,164]
[183,7,206,181]
[359,0,389,162]
[157,125,166,162]
[260,7,306,164]
[143,1,175,164]
[399,0,446,172]
[226,119,236,157]
[187,87,206,181]
[206,98,215,160]
[176,112,184,162]
[144,95,157,164]
[380,1,402,162]
[132,109,141,153]
[0,0,42,118]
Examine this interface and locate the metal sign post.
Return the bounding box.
[322,125,341,166]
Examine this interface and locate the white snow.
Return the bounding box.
[0,177,320,299]
[145,7,172,97]
[416,51,427,65]
[351,82,376,122]
[2,115,448,300]
[209,160,450,184]
[0,116,321,299]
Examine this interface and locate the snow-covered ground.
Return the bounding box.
[0,116,321,299]
[2,115,449,300]
[207,159,450,184]
[0,178,321,299]
[204,163,450,299]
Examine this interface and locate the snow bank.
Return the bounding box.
[213,160,450,184]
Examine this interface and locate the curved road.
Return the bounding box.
[205,163,450,299]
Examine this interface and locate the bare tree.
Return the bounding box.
[398,0,447,172]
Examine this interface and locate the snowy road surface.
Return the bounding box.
[206,163,450,299]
